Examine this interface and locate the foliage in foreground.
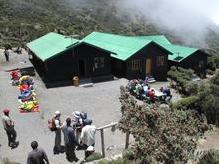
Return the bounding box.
[198,149,219,164]
[1,158,18,164]
[85,152,103,162]
[118,86,209,163]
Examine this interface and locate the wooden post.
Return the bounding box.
[125,132,130,149]
[100,129,105,157]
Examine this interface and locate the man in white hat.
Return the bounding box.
[53,111,63,154]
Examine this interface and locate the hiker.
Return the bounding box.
[27,141,49,164]
[160,87,172,98]
[4,48,9,62]
[1,108,19,149]
[62,118,79,162]
[53,111,63,154]
[148,89,155,103]
[80,120,96,159]
[15,47,22,54]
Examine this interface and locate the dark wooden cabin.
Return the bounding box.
[27,32,112,85]
[168,50,207,77]
[82,32,170,81]
[130,35,208,76]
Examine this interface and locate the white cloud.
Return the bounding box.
[119,0,219,45]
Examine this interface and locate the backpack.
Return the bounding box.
[48,117,56,131]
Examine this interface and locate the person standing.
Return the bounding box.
[62,118,79,162]
[27,141,49,164]
[80,120,96,158]
[1,108,19,149]
[53,111,63,154]
[4,48,9,62]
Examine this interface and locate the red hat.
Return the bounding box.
[3,108,10,114]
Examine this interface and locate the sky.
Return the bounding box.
[118,0,219,45]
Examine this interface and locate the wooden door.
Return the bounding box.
[146,59,152,75]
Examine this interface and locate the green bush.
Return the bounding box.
[171,96,199,110]
[167,66,195,95]
[98,157,133,164]
[85,152,103,162]
[208,55,219,71]
[207,69,215,75]
[122,149,135,160]
[2,158,18,164]
[198,149,219,164]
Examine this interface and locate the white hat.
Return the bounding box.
[55,111,61,115]
[72,111,80,118]
[86,146,95,151]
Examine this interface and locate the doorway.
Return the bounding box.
[79,60,85,77]
[146,58,152,75]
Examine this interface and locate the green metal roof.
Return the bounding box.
[165,44,198,62]
[82,32,152,61]
[27,32,79,61]
[131,35,198,62]
[130,35,172,45]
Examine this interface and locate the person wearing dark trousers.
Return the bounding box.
[4,49,9,62]
[1,108,19,149]
[53,111,63,154]
[27,141,49,164]
[62,118,79,162]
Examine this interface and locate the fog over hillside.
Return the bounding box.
[1,0,219,53]
[118,0,219,47]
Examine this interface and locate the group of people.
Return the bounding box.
[49,110,96,162]
[127,79,172,103]
[1,109,96,163]
[3,47,22,62]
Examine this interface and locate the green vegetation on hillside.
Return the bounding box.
[1,0,219,56]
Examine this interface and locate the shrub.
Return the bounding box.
[85,152,103,162]
[198,149,219,164]
[208,55,219,71]
[167,66,195,95]
[170,96,199,110]
[122,149,135,160]
[207,69,215,75]
[2,158,18,164]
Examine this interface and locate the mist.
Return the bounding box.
[118,0,219,46]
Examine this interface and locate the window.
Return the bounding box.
[199,60,204,68]
[157,56,165,67]
[131,59,141,71]
[94,57,105,69]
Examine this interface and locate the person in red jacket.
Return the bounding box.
[148,89,155,103]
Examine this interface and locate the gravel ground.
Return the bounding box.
[0,49,182,163]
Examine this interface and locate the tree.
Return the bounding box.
[118,86,209,163]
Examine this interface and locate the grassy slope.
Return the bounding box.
[0,0,219,55]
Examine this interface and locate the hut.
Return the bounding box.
[132,35,208,76]
[27,32,112,85]
[82,32,170,81]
